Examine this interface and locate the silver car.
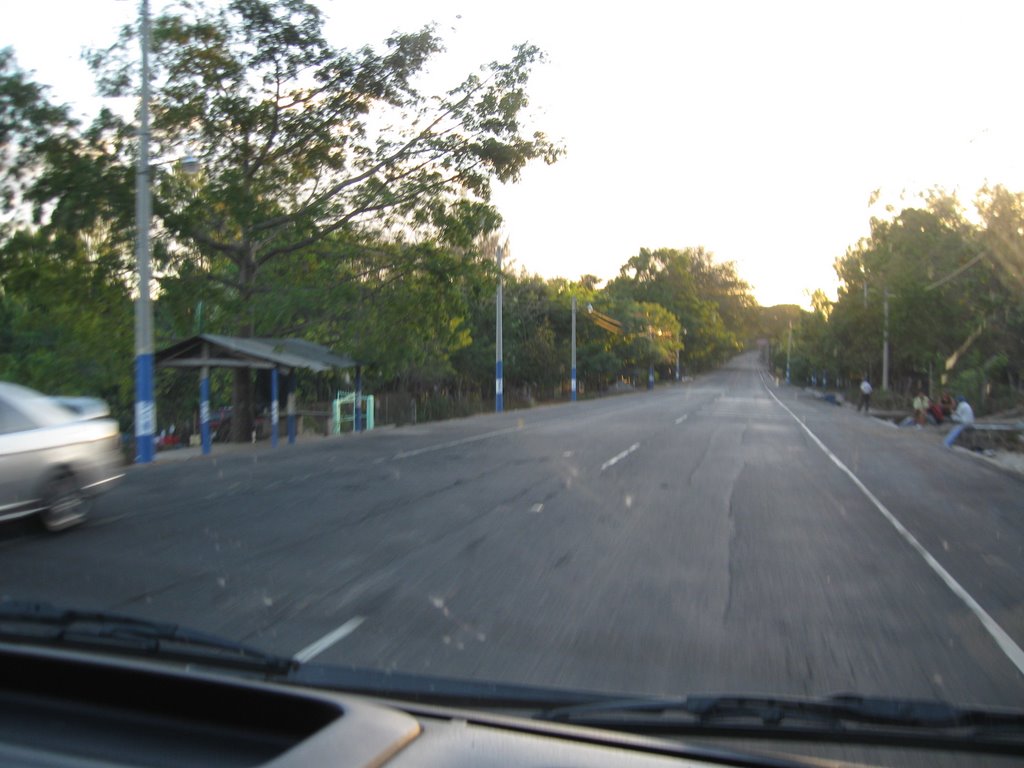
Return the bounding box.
[0,383,124,531]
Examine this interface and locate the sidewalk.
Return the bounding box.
[150,432,334,463]
[785,380,1024,479]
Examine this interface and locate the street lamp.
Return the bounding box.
[646,325,666,391]
[647,325,656,391]
[178,153,200,175]
[676,327,687,382]
[134,0,198,464]
[785,321,792,384]
[570,296,577,402]
[134,0,156,463]
[495,244,504,413]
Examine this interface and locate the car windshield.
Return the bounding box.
[0,383,79,428]
[2,2,1024,766]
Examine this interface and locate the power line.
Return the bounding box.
[925,251,988,292]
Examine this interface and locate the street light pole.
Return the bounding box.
[134,0,156,464]
[495,245,503,413]
[677,327,687,382]
[882,286,890,391]
[646,325,655,391]
[786,321,792,384]
[570,296,577,401]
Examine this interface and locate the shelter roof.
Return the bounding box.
[155,334,358,372]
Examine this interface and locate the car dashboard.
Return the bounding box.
[0,642,805,768]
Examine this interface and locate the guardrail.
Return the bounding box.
[944,422,1024,450]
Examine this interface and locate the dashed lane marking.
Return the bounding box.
[601,443,641,472]
[294,616,365,663]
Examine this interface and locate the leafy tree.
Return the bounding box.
[0,48,77,219]
[65,0,560,438]
[606,247,754,372]
[1,51,137,425]
[819,187,1024,412]
[0,228,134,425]
[831,199,981,395]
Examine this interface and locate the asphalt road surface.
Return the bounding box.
[2,352,1022,716]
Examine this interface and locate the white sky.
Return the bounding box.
[5,0,1024,307]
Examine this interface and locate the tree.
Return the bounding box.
[0,228,134,425]
[606,247,755,371]
[817,186,1024,411]
[75,0,561,438]
[1,51,137,425]
[831,199,980,394]
[0,48,77,220]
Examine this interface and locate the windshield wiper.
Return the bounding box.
[538,693,1024,755]
[0,600,297,675]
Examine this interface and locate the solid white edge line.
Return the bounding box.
[762,375,1024,676]
[294,617,365,663]
[601,443,641,472]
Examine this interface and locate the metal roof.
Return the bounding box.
[155,334,358,372]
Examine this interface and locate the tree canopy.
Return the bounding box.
[768,187,1024,412]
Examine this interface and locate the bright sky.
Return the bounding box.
[5,0,1024,307]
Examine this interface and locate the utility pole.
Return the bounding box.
[495,245,504,413]
[570,296,577,402]
[133,0,156,464]
[882,287,890,391]
[786,321,792,384]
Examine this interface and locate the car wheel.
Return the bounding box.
[39,474,89,532]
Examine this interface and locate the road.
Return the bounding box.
[2,351,1022,713]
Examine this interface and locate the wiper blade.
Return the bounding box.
[539,693,1024,755]
[0,600,296,675]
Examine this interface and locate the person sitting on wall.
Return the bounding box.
[951,395,975,425]
[912,390,931,427]
[939,391,956,418]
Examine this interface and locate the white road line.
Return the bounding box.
[601,443,640,472]
[294,617,365,663]
[393,425,524,459]
[393,395,718,462]
[764,381,1024,677]
[529,503,544,513]
[675,414,689,424]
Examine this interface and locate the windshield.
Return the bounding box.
[0,383,80,428]
[2,2,1023,766]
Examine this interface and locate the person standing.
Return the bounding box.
[858,376,873,412]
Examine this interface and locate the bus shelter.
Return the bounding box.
[155,334,360,455]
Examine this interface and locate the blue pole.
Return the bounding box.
[287,371,297,445]
[496,360,504,412]
[270,368,279,447]
[354,366,362,433]
[496,245,503,413]
[199,368,211,455]
[134,355,155,463]
[571,295,577,402]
